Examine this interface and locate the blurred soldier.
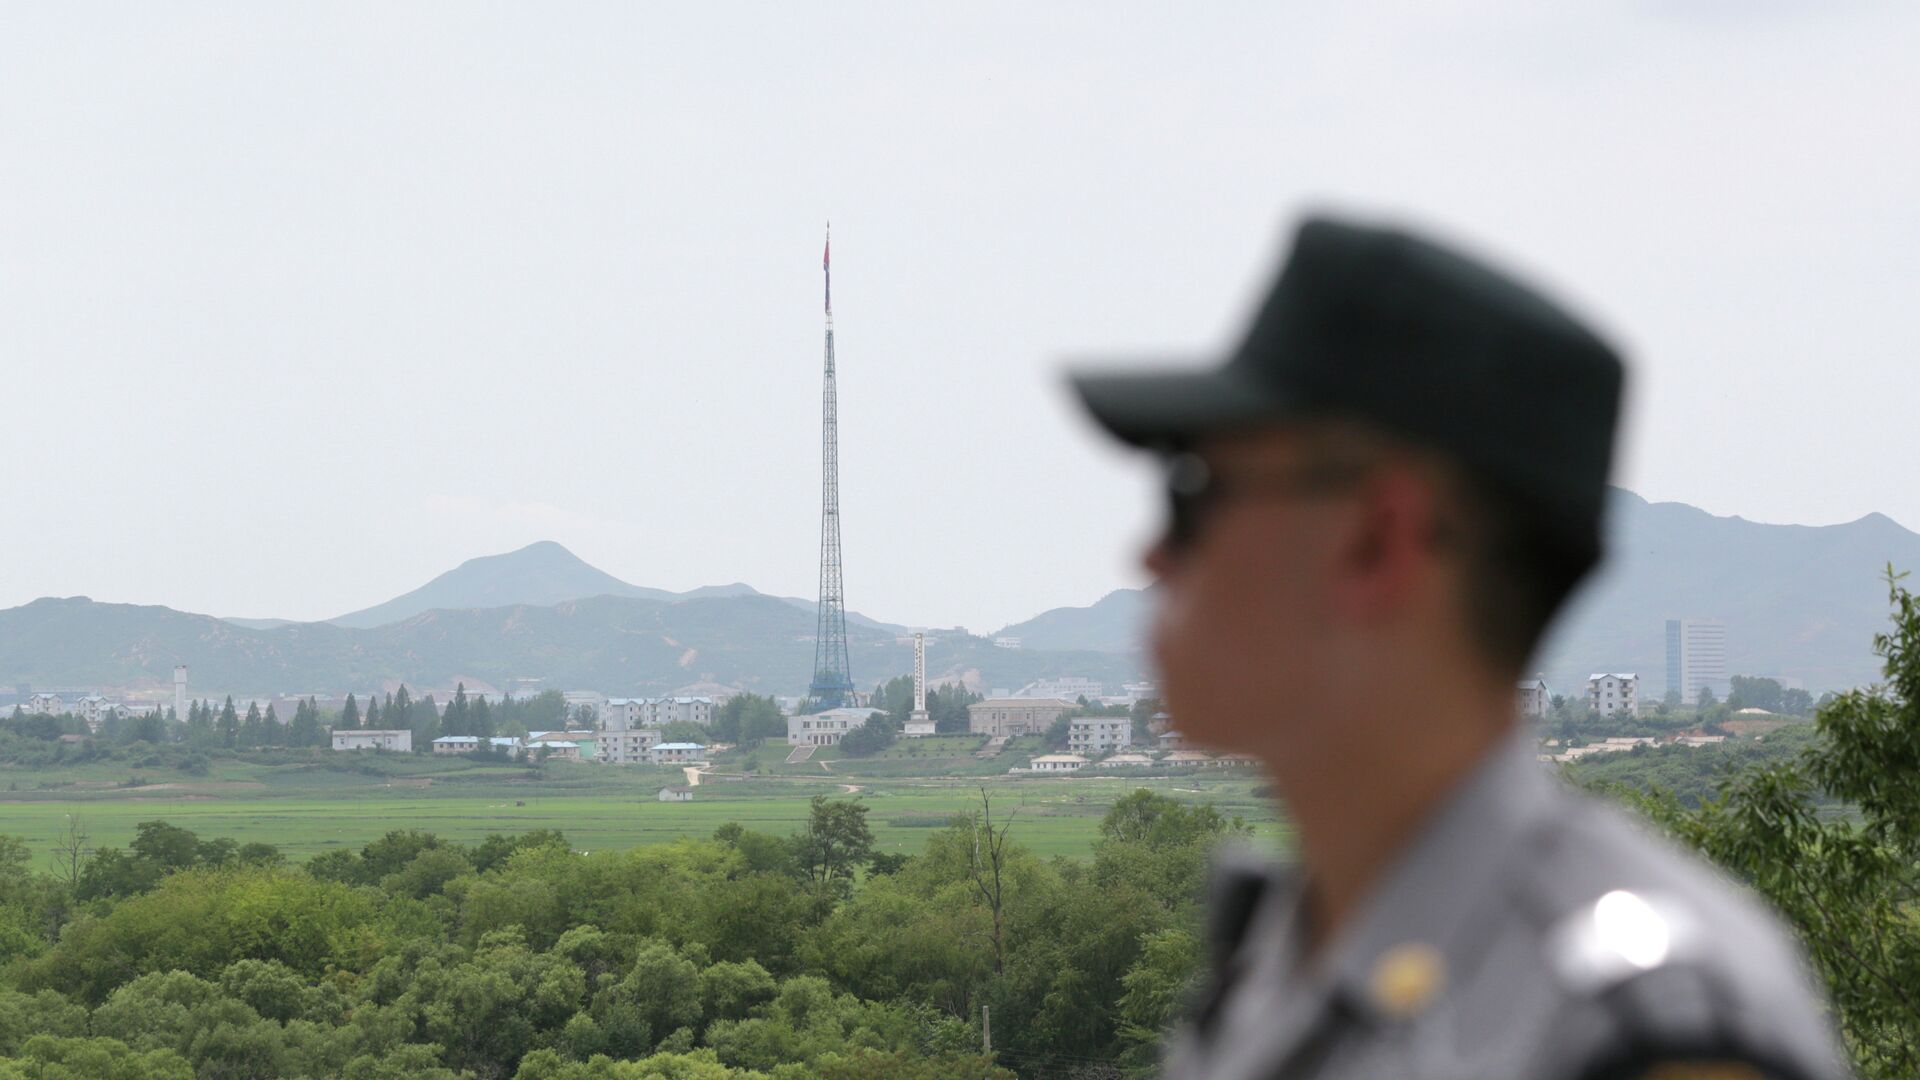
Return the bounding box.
[1070,217,1846,1080]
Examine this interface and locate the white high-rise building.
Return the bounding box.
[174,666,189,720]
[1666,618,1728,704]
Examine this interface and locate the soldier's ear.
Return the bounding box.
[1329,465,1441,621]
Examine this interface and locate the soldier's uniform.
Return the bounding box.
[1068,215,1851,1080]
[1162,735,1845,1080]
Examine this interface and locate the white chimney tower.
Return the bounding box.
[173,666,188,719]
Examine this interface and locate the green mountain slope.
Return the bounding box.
[0,593,1139,698]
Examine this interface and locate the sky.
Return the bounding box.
[4,4,1919,633]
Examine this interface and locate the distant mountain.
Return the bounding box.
[979,490,1920,695]
[324,541,900,633]
[0,593,1135,698]
[994,589,1151,654]
[1534,489,1920,695]
[329,541,678,628]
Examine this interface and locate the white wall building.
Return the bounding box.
[647,742,708,764]
[787,706,882,747]
[331,729,413,753]
[25,693,65,716]
[1068,715,1131,756]
[1015,676,1103,701]
[1027,753,1088,773]
[432,736,480,754]
[599,727,661,764]
[604,696,715,730]
[1587,673,1639,718]
[968,698,1075,738]
[1516,678,1552,719]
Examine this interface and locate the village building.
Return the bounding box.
[786,707,883,747]
[1027,753,1089,773]
[967,698,1075,739]
[658,786,694,802]
[1097,752,1157,768]
[1068,715,1131,756]
[1516,678,1552,718]
[647,742,708,764]
[331,729,413,753]
[1587,673,1639,718]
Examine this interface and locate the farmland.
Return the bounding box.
[0,741,1288,868]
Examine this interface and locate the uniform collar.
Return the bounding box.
[1312,729,1557,1021]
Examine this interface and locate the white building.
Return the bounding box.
[967,698,1075,739]
[1516,678,1552,719]
[1098,752,1157,768]
[331,729,413,753]
[647,742,708,764]
[1587,673,1639,718]
[787,707,882,746]
[431,736,480,754]
[1068,715,1131,756]
[1666,618,1728,703]
[1015,676,1104,701]
[658,786,694,802]
[1027,753,1088,773]
[1157,730,1191,751]
[74,695,111,731]
[604,696,716,730]
[25,693,65,716]
[599,727,662,764]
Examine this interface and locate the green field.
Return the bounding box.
[0,746,1288,868]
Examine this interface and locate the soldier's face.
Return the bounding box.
[1142,431,1354,755]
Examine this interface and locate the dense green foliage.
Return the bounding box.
[0,788,1243,1078]
[1622,572,1920,1079]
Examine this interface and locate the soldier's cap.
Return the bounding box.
[1069,213,1625,572]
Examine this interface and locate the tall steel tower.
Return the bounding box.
[810,225,855,709]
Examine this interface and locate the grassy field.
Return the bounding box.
[0,747,1288,869]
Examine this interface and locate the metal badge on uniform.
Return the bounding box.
[1368,942,1447,1018]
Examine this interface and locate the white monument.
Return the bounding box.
[904,632,935,737]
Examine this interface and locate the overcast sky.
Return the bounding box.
[4,4,1918,632]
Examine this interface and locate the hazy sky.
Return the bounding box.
[4,4,1919,632]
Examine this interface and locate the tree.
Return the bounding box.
[837,718,895,758]
[364,696,383,729]
[714,694,787,746]
[445,685,469,737]
[1641,570,1920,1078]
[239,703,265,749]
[287,699,322,749]
[965,789,1017,975]
[217,697,239,749]
[795,797,874,891]
[1695,685,1718,709]
[341,694,360,732]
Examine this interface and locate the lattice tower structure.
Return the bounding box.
[810,225,855,708]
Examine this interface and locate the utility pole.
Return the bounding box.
[981,1004,991,1054]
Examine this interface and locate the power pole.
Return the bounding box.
[981,1004,991,1054]
[810,223,854,710]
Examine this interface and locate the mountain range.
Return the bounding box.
[0,544,1124,698]
[996,489,1920,695]
[5,488,1918,699]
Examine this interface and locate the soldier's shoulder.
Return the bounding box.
[1502,791,1844,1080]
